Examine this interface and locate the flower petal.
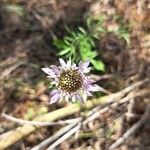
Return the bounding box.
[50,78,59,85]
[71,63,78,70]
[82,67,91,73]
[59,58,66,68]
[79,60,90,71]
[83,77,95,90]
[64,93,70,102]
[75,94,84,103]
[42,68,56,76]
[50,89,60,96]
[87,84,100,92]
[66,59,71,68]
[85,90,93,96]
[50,65,60,75]
[81,91,88,103]
[50,93,60,104]
[72,94,77,103]
[59,92,64,102]
[87,78,95,84]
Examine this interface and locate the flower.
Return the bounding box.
[42,59,100,104]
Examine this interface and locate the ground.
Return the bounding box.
[0,0,150,150]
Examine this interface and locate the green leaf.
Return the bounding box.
[97,27,106,33]
[91,59,105,71]
[53,22,105,70]
[86,17,92,28]
[64,39,71,45]
[71,31,77,38]
[58,48,71,56]
[89,37,95,47]
[65,36,73,42]
[48,84,53,89]
[78,27,87,34]
[97,16,106,25]
[53,39,65,49]
[90,51,98,58]
[92,33,100,39]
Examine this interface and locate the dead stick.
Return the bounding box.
[0,79,148,150]
[83,89,149,124]
[2,113,81,126]
[47,123,82,150]
[31,121,81,150]
[109,105,150,150]
[45,89,149,149]
[0,98,105,150]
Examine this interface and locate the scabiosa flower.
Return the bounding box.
[42,59,100,104]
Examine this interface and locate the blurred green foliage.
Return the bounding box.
[112,15,131,45]
[115,25,130,45]
[4,4,25,17]
[53,16,106,72]
[53,15,130,72]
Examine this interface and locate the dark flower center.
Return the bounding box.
[58,70,83,92]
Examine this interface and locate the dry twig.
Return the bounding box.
[31,120,81,150]
[125,113,141,118]
[127,98,135,121]
[31,106,101,150]
[0,79,148,150]
[47,123,82,150]
[46,89,149,149]
[0,60,28,80]
[83,89,149,124]
[109,104,150,150]
[2,113,80,127]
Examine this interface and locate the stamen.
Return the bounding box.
[58,70,83,92]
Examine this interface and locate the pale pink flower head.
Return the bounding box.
[42,59,100,104]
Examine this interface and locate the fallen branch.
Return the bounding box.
[125,113,141,119]
[90,74,114,81]
[46,106,100,149]
[45,89,149,149]
[127,98,135,122]
[31,121,81,150]
[0,60,28,80]
[0,131,14,140]
[0,96,107,150]
[83,89,149,124]
[2,113,81,127]
[0,79,148,150]
[31,106,101,150]
[109,104,150,150]
[48,123,82,150]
